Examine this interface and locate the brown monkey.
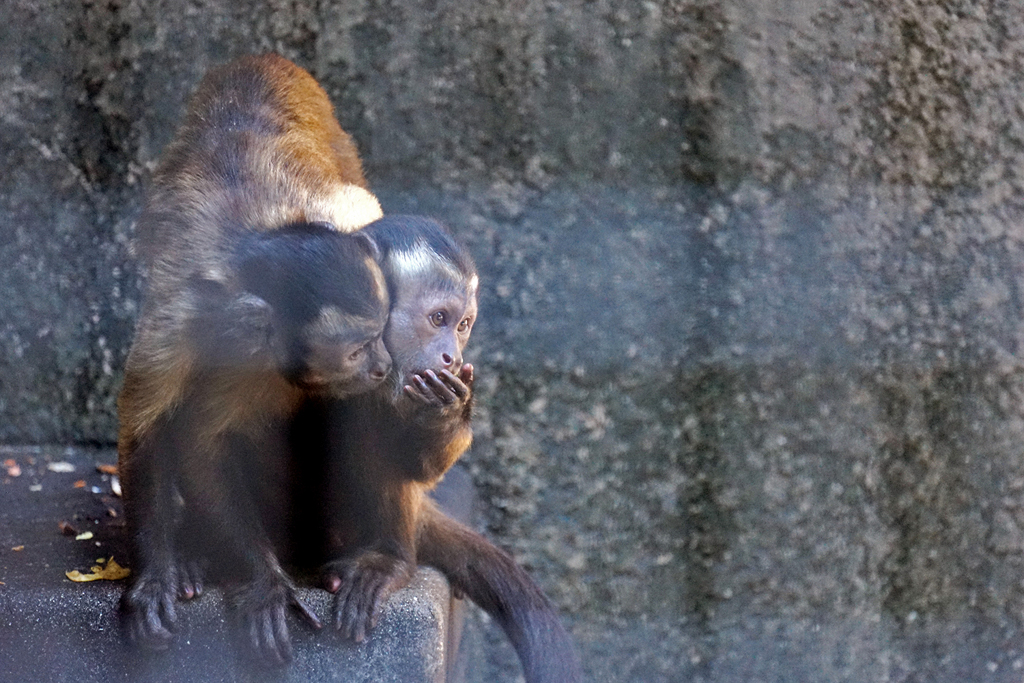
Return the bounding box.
[118,54,390,664]
[295,216,583,683]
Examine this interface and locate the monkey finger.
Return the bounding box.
[369,590,388,633]
[403,383,433,405]
[141,608,173,648]
[438,369,470,399]
[273,606,293,661]
[459,363,474,385]
[423,370,457,404]
[333,582,355,632]
[348,582,373,642]
[323,572,342,593]
[160,591,177,626]
[352,614,367,644]
[258,612,278,664]
[182,560,205,599]
[177,569,201,600]
[247,616,264,662]
[290,593,322,629]
[412,375,444,405]
[262,611,290,666]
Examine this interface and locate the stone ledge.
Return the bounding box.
[0,446,471,683]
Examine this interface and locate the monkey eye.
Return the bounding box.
[348,345,365,361]
[457,317,472,333]
[429,310,447,327]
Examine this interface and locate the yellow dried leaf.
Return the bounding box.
[74,531,93,541]
[65,558,130,582]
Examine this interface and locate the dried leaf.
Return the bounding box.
[75,531,94,541]
[73,480,86,489]
[58,521,79,536]
[65,558,130,582]
[4,460,21,477]
[11,546,24,551]
[96,464,118,476]
[111,476,122,497]
[46,462,75,473]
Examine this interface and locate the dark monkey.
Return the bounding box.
[117,54,391,664]
[296,216,583,683]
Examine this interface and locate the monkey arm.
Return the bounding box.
[395,365,475,482]
[319,366,476,641]
[417,501,583,683]
[118,412,184,650]
[320,413,422,640]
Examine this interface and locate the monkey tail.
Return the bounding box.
[418,502,583,683]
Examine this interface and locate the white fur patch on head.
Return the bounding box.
[391,239,463,284]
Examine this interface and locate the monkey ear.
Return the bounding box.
[226,292,275,358]
[190,275,232,305]
[229,293,273,334]
[353,231,382,263]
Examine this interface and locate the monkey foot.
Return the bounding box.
[122,573,178,650]
[322,551,415,642]
[226,577,321,666]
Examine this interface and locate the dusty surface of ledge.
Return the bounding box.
[0,445,465,683]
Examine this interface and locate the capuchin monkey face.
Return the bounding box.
[291,306,391,399]
[383,269,478,394]
[226,226,394,399]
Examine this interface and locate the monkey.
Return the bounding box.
[117,54,391,665]
[292,215,584,683]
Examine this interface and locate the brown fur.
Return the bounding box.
[308,367,581,682]
[296,216,583,682]
[118,54,388,664]
[121,55,382,449]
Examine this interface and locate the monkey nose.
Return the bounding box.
[441,353,454,368]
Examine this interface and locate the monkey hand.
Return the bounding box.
[225,574,322,666]
[322,550,417,642]
[122,570,179,650]
[402,364,474,422]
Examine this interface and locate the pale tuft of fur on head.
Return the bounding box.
[390,239,465,288]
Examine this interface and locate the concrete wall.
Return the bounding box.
[4,1,1024,680]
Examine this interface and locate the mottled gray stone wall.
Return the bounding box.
[4,1,1024,681]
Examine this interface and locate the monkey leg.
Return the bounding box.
[180,435,321,665]
[417,502,583,683]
